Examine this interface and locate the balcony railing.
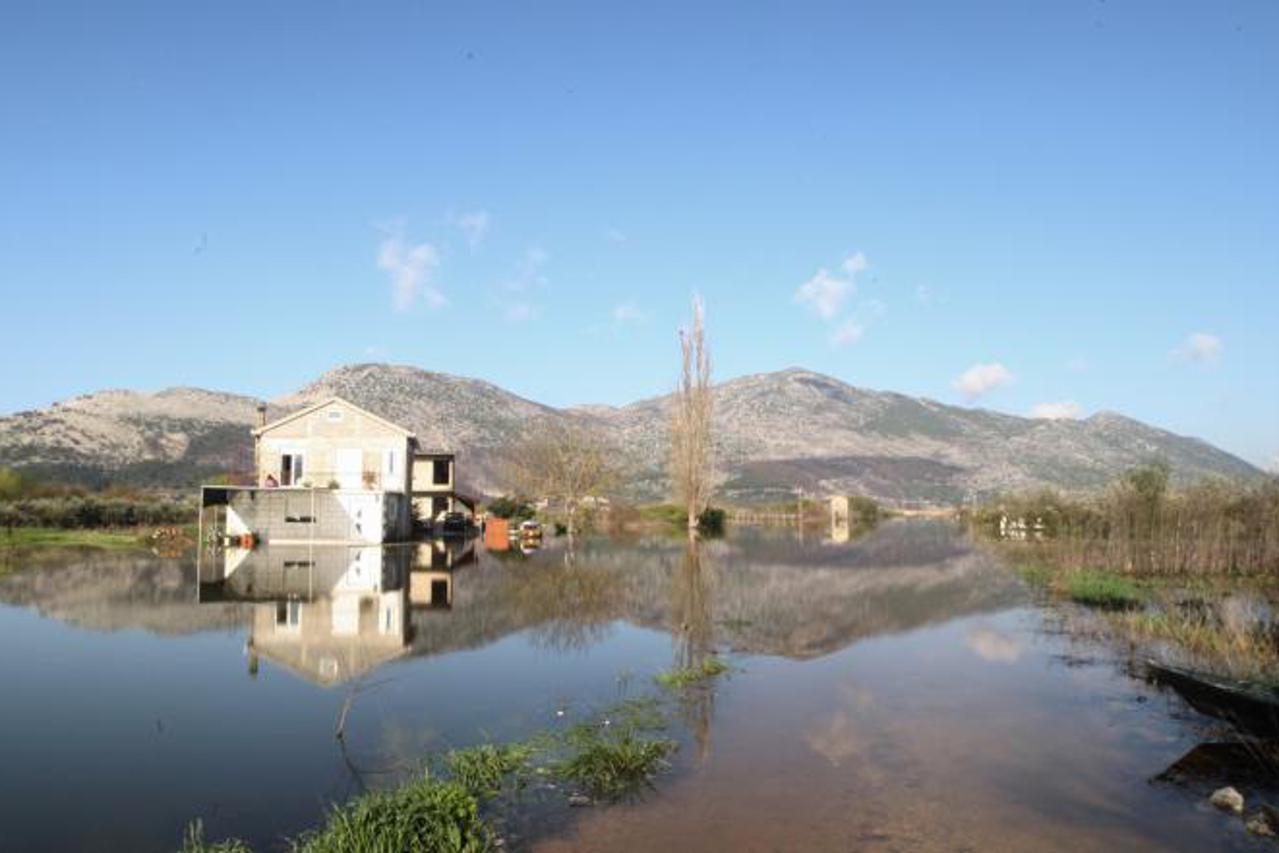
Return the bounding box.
[262,470,399,492]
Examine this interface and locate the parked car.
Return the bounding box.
[440,512,469,537]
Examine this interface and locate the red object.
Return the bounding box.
[484,518,510,551]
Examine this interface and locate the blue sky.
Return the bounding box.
[2,0,1276,468]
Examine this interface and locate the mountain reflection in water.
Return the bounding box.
[186,520,1027,686]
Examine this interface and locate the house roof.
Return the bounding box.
[252,396,417,439]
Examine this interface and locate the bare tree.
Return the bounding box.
[670,295,714,532]
[508,420,620,540]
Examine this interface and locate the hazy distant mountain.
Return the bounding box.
[0,363,1262,503]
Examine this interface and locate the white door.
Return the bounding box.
[336,448,363,490]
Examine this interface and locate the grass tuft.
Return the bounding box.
[654,656,729,689]
[554,730,677,800]
[290,774,491,853]
[444,742,536,799]
[1064,570,1144,609]
[179,821,252,853]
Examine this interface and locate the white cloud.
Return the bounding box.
[914,284,935,306]
[953,362,1014,401]
[1030,400,1082,420]
[796,268,852,319]
[796,252,868,320]
[612,301,647,324]
[841,251,868,277]
[1176,331,1223,365]
[377,229,444,312]
[603,226,627,244]
[448,210,490,248]
[829,319,864,348]
[966,626,1021,664]
[503,246,549,293]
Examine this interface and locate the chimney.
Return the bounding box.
[256,403,268,428]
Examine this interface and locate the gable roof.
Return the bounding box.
[252,396,417,439]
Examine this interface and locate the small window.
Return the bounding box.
[326,409,343,422]
[433,459,450,485]
[275,599,301,628]
[281,453,304,486]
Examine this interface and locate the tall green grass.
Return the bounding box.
[291,775,490,853]
[554,730,677,800]
[1064,570,1144,609]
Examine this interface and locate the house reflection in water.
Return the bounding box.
[198,539,473,686]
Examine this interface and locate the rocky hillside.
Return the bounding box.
[0,364,1262,503]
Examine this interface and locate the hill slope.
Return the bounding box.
[0,364,1262,502]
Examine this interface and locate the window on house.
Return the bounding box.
[281,453,304,486]
[433,459,450,485]
[326,409,343,422]
[275,599,301,628]
[384,449,398,488]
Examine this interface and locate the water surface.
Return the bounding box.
[0,521,1267,851]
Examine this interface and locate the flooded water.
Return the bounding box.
[0,520,1271,851]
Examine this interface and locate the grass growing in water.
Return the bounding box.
[177,693,683,851]
[444,741,538,799]
[291,774,491,853]
[554,729,677,800]
[179,821,253,853]
[654,656,729,688]
[1064,570,1144,609]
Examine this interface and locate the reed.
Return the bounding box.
[972,466,1279,578]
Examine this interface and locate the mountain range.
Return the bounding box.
[0,363,1262,504]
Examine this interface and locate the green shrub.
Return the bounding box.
[0,495,195,529]
[485,496,535,521]
[696,506,726,535]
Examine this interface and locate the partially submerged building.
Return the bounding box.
[200,396,467,545]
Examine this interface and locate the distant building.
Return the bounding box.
[200,396,466,545]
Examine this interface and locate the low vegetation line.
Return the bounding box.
[0,527,154,550]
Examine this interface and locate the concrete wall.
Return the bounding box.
[256,399,413,493]
[226,489,412,544]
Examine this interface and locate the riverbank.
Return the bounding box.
[1010,559,1279,686]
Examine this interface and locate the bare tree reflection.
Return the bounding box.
[670,538,717,763]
